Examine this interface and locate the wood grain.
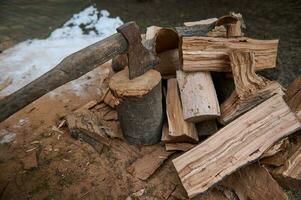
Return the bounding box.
[166,79,198,143]
[219,50,283,124]
[173,95,301,198]
[177,70,220,122]
[181,36,278,72]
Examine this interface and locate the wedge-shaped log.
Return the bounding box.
[220,163,287,200]
[177,70,220,122]
[219,50,283,124]
[166,79,198,143]
[181,36,278,72]
[173,95,301,198]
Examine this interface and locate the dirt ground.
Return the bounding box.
[0,0,301,199]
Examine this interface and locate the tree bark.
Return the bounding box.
[109,68,163,145]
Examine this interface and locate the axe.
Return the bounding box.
[0,22,158,123]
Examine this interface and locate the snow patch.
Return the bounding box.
[0,129,16,144]
[0,6,123,97]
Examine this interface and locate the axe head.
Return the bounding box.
[117,22,159,79]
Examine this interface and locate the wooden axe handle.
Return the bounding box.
[0,33,127,123]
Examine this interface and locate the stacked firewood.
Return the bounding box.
[66,13,301,199]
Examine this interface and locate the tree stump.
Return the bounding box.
[109,68,163,145]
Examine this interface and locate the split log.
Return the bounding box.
[166,79,198,143]
[180,36,279,72]
[183,17,227,37]
[66,109,110,147]
[215,13,243,37]
[220,163,287,200]
[219,50,283,124]
[165,143,196,152]
[273,144,301,190]
[176,70,220,122]
[127,146,174,180]
[109,68,163,145]
[173,94,301,198]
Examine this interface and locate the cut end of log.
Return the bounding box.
[109,67,161,98]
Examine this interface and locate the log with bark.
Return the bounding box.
[180,36,279,72]
[219,50,283,124]
[176,70,220,122]
[109,68,163,145]
[173,94,301,198]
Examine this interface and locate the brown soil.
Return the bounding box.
[0,63,187,200]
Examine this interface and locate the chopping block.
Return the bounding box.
[109,22,163,145]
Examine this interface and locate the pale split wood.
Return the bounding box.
[173,95,301,198]
[109,68,161,98]
[176,70,220,122]
[166,79,199,143]
[219,50,284,124]
[181,36,279,72]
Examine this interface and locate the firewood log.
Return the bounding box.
[173,95,301,198]
[166,79,198,143]
[109,68,163,145]
[180,36,279,72]
[219,50,283,124]
[176,70,220,122]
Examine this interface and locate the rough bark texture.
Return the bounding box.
[166,79,198,143]
[219,50,283,124]
[0,33,127,123]
[110,68,163,145]
[181,36,278,72]
[173,95,301,198]
[177,70,220,122]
